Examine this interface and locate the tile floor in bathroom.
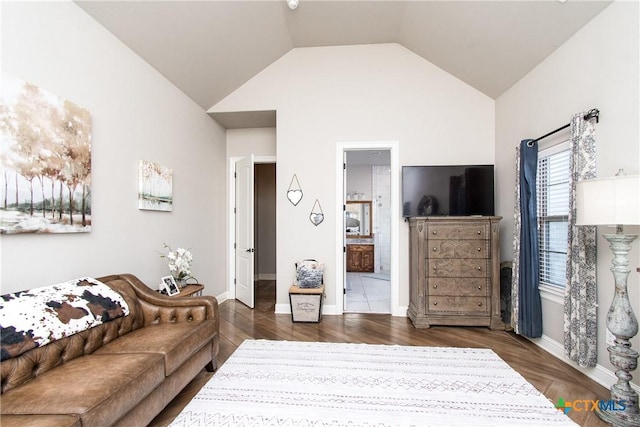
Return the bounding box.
[344,272,391,314]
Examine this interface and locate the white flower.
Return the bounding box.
[160,243,194,281]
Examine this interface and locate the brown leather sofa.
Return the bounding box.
[1,273,219,427]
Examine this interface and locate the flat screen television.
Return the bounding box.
[402,165,495,217]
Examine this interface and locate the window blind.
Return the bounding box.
[537,148,570,287]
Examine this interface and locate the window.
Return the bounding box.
[537,143,570,288]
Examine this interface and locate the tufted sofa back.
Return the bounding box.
[1,275,147,394]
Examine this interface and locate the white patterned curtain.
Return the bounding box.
[511,146,522,334]
[564,112,598,367]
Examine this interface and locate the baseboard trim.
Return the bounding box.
[531,334,640,393]
[274,303,290,315]
[275,303,406,317]
[393,305,409,317]
[216,291,229,304]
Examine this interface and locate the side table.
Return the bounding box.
[175,284,204,297]
[289,284,324,323]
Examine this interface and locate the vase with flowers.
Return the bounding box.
[160,243,196,288]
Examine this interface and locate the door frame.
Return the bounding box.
[335,141,401,315]
[228,155,277,301]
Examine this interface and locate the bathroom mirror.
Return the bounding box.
[345,201,372,238]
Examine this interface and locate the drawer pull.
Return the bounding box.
[432,230,437,235]
[477,266,482,271]
[433,247,437,251]
[433,284,438,289]
[433,301,438,306]
[478,285,482,290]
[478,302,483,307]
[477,247,481,251]
[433,266,437,271]
[477,230,481,235]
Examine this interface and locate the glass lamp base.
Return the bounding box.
[597,406,640,427]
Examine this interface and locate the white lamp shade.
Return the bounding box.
[576,174,640,226]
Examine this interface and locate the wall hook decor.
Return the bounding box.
[287,174,303,206]
[309,199,324,226]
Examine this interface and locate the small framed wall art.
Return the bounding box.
[138,160,173,211]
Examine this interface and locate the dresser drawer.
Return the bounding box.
[427,296,489,314]
[426,223,488,240]
[428,239,488,259]
[427,258,489,278]
[427,278,488,296]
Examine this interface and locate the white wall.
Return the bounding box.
[0,2,227,297]
[346,166,373,200]
[212,43,495,310]
[226,127,277,159]
[495,1,639,387]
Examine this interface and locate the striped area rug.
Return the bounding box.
[170,339,576,426]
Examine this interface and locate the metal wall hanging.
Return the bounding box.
[287,174,303,206]
[309,199,324,226]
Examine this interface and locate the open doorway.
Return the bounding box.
[254,163,276,312]
[232,157,276,310]
[344,150,391,314]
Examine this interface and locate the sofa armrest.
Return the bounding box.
[97,274,218,327]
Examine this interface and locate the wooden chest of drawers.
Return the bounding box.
[408,217,503,329]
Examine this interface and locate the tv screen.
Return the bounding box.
[402,165,495,217]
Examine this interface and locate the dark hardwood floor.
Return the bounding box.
[150,280,610,426]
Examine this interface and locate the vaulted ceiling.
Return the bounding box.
[76,0,611,112]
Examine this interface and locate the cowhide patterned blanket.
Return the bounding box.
[0,277,130,361]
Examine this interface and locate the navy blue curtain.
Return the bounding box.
[518,139,542,338]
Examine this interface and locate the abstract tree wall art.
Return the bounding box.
[138,160,173,211]
[0,75,92,234]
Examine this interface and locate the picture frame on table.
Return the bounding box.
[161,276,180,296]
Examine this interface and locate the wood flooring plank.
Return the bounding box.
[150,280,611,427]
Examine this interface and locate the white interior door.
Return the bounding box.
[235,155,255,308]
[342,150,348,310]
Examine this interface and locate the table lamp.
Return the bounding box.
[576,170,640,426]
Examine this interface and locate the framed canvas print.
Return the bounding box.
[161,276,180,296]
[1,74,92,234]
[138,160,173,211]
